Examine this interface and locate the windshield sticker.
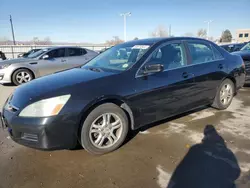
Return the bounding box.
[132,45,150,50]
[122,64,129,68]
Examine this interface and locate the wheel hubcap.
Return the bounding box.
[16,71,31,84]
[89,113,122,149]
[220,83,233,105]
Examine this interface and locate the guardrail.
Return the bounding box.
[0,45,109,59]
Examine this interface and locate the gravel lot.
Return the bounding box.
[0,84,250,188]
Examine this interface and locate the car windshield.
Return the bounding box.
[241,43,250,51]
[27,48,49,58]
[82,43,152,71]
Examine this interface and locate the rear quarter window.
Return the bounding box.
[212,45,224,59]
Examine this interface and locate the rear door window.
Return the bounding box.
[187,42,214,64]
[67,48,82,57]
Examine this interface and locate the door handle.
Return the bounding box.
[218,64,223,69]
[61,59,66,62]
[182,72,194,79]
[182,72,189,78]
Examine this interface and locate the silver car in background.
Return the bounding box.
[0,46,98,85]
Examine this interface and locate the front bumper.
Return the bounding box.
[0,68,12,84]
[1,108,79,150]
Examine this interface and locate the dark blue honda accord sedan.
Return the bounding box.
[1,37,246,154]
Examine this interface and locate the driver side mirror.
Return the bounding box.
[143,63,164,74]
[42,54,49,60]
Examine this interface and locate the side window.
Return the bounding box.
[147,43,187,70]
[68,48,82,57]
[187,42,214,64]
[81,49,87,55]
[47,48,65,58]
[212,45,224,59]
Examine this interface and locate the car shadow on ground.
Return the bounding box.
[167,124,241,188]
[1,83,15,87]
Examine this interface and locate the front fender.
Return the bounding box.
[10,63,39,78]
[78,95,135,130]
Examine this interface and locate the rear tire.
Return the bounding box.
[212,79,235,110]
[80,103,128,155]
[12,69,34,86]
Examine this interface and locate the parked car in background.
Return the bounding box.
[17,49,41,58]
[220,43,246,52]
[0,46,98,85]
[0,51,7,61]
[231,42,250,83]
[1,37,245,155]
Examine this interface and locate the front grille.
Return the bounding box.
[21,133,38,142]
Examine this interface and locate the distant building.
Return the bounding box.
[236,29,250,43]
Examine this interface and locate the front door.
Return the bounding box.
[130,42,197,128]
[37,48,67,76]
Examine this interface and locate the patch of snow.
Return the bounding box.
[219,99,250,139]
[156,165,171,188]
[139,130,150,134]
[239,162,250,173]
[190,110,215,121]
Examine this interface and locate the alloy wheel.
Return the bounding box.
[89,113,123,149]
[220,83,233,105]
[16,71,32,84]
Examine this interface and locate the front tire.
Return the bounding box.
[212,79,235,110]
[12,69,34,86]
[80,103,129,155]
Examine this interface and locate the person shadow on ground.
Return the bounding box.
[167,125,241,188]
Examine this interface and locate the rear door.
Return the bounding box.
[37,48,68,76]
[65,48,89,68]
[185,40,226,105]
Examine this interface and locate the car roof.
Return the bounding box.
[48,46,83,50]
[124,37,213,46]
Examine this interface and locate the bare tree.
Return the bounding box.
[32,37,39,45]
[150,25,168,37]
[197,29,207,38]
[134,37,139,40]
[106,36,124,46]
[43,37,52,45]
[184,32,194,37]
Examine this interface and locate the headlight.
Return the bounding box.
[19,95,71,117]
[0,64,11,69]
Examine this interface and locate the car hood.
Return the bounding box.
[0,58,36,65]
[232,50,250,59]
[10,68,117,108]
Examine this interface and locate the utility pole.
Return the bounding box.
[204,20,213,40]
[9,15,16,45]
[120,12,131,42]
[169,25,171,37]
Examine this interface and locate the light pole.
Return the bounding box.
[120,12,131,42]
[204,20,213,40]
